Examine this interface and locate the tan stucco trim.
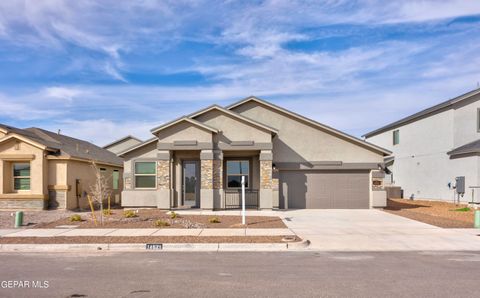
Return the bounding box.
[188,105,279,134]
[227,96,391,155]
[48,185,71,191]
[0,134,48,151]
[0,194,48,200]
[46,155,122,168]
[151,117,220,134]
[0,127,7,134]
[0,154,36,160]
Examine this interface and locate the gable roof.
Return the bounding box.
[117,137,158,156]
[150,116,220,134]
[188,104,278,134]
[363,88,480,138]
[103,135,142,149]
[227,96,391,155]
[0,124,123,166]
[447,138,480,157]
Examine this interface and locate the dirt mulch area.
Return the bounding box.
[33,209,286,229]
[0,236,300,244]
[384,198,477,228]
[0,209,76,229]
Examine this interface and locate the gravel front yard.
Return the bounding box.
[17,209,287,229]
[0,209,76,229]
[0,235,299,244]
[384,198,478,228]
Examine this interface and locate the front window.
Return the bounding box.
[226,160,249,188]
[13,162,30,191]
[134,162,156,189]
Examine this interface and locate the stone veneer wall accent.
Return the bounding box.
[124,177,132,190]
[157,160,170,189]
[201,159,213,189]
[213,159,222,189]
[260,160,273,189]
[0,199,47,210]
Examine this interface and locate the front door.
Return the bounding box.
[182,160,199,208]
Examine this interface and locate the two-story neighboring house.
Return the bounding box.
[364,88,480,202]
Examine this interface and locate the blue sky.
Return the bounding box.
[1,0,480,145]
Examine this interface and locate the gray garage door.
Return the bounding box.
[279,170,370,209]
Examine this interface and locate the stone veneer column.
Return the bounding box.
[200,150,214,209]
[259,150,273,209]
[156,150,171,209]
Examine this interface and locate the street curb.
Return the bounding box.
[0,240,310,252]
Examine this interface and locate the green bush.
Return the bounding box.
[170,211,178,219]
[208,217,221,224]
[69,214,82,222]
[453,207,471,212]
[155,219,170,227]
[123,210,138,218]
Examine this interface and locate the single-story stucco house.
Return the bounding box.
[0,124,123,210]
[118,96,390,210]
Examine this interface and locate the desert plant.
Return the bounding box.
[124,210,138,218]
[103,209,113,216]
[170,211,178,219]
[88,162,113,225]
[155,219,170,227]
[453,207,471,212]
[208,217,221,224]
[69,214,82,222]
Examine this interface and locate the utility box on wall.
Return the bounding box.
[455,176,465,195]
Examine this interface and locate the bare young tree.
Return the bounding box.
[88,161,112,225]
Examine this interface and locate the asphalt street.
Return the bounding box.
[0,251,479,298]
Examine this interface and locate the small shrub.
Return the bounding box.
[123,210,138,218]
[69,214,82,222]
[103,209,113,216]
[453,207,471,212]
[170,211,178,219]
[155,219,170,227]
[208,217,221,224]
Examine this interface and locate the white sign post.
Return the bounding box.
[241,175,246,225]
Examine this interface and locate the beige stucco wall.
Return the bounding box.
[0,138,46,196]
[105,138,142,155]
[232,101,384,163]
[156,122,212,143]
[194,109,271,143]
[64,160,123,209]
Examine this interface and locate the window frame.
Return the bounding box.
[393,129,400,145]
[12,162,31,192]
[477,108,480,132]
[134,161,157,189]
[225,160,250,189]
[112,170,120,190]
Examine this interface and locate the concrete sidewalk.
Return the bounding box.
[0,228,295,238]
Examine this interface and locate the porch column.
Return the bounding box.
[156,150,171,209]
[200,150,214,209]
[259,150,273,209]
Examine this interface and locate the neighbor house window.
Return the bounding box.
[13,162,30,191]
[226,160,249,188]
[477,108,480,132]
[134,162,156,189]
[393,129,400,145]
[112,170,119,190]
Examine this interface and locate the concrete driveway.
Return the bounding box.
[279,209,480,251]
